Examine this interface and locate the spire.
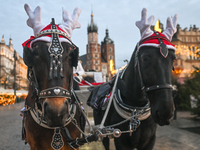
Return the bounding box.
[1,35,5,44]
[87,5,98,33]
[9,38,13,49]
[91,7,94,26]
[106,29,109,37]
[102,29,114,44]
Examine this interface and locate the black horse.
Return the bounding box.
[88,8,178,150]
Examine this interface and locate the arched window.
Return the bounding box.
[109,47,112,53]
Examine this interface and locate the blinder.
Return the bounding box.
[23,40,79,68]
[23,45,34,67]
[70,46,79,68]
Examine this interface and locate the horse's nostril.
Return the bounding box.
[156,111,164,120]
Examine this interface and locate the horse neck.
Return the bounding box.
[121,51,147,107]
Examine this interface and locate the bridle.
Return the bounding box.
[136,31,173,96]
[24,19,79,129]
[22,18,102,150]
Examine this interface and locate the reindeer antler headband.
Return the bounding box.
[22,4,81,79]
[135,8,178,57]
[22,3,81,49]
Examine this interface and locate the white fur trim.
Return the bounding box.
[30,37,72,49]
[137,43,176,52]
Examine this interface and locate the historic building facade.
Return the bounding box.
[171,24,200,83]
[152,20,200,84]
[81,12,115,79]
[0,36,28,90]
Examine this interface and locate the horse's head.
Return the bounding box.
[23,4,81,127]
[135,8,178,126]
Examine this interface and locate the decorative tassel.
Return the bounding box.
[49,56,53,79]
[59,56,64,77]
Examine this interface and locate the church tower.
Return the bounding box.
[101,29,115,78]
[86,11,101,71]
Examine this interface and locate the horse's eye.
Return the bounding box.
[141,55,150,62]
[34,51,39,57]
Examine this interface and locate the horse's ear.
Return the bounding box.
[71,47,79,67]
[23,45,34,66]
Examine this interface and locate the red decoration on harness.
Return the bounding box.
[139,32,174,47]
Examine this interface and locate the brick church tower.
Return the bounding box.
[81,11,115,80]
[86,11,101,71]
[101,29,115,79]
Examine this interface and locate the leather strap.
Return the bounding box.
[146,84,172,92]
[39,86,71,98]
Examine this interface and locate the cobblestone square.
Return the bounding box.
[0,102,200,150]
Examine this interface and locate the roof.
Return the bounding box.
[101,29,114,44]
[87,13,98,33]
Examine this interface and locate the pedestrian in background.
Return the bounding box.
[73,60,85,90]
[172,85,178,120]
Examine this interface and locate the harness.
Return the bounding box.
[94,31,173,137]
[23,57,97,150]
[22,18,98,150]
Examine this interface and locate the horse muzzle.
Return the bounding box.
[150,89,174,126]
[43,98,70,127]
[153,109,174,126]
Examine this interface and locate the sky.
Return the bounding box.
[0,0,199,69]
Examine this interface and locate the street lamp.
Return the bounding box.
[13,50,17,96]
